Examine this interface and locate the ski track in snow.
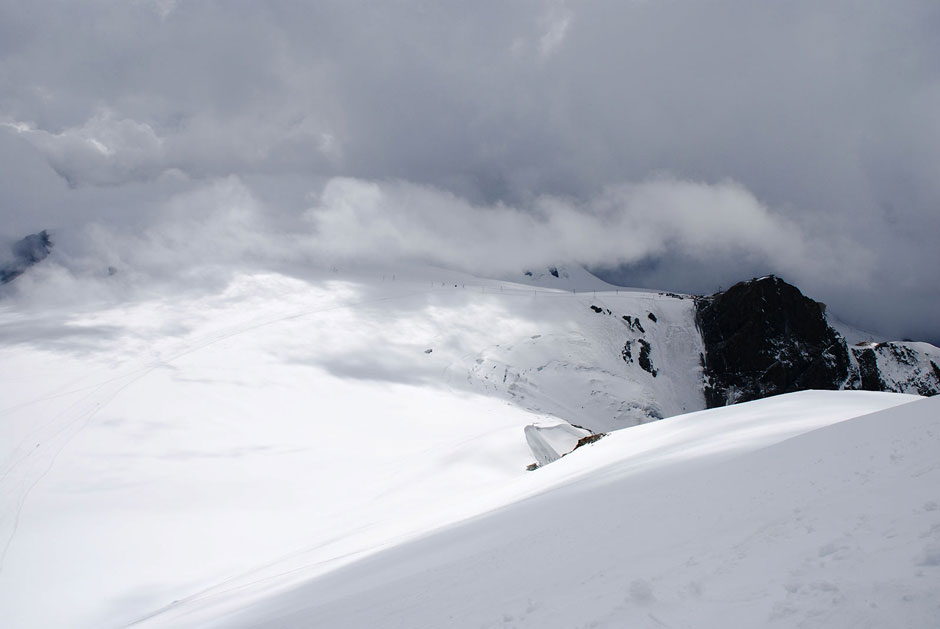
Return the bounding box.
[0,283,434,571]
[1,270,614,626]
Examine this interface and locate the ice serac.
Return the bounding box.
[524,422,592,466]
[696,275,939,407]
[0,230,53,284]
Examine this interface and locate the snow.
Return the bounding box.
[0,265,935,628]
[464,286,705,431]
[523,421,592,466]
[147,392,937,629]
[503,264,626,292]
[863,342,940,394]
[831,310,940,395]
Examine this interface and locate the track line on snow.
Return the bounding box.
[0,287,445,572]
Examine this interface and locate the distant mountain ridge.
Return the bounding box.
[466,270,938,449]
[503,273,938,466]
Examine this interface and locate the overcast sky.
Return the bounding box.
[1,1,938,340]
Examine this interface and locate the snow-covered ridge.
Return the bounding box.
[138,391,933,629]
[462,285,705,433]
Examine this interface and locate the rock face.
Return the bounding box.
[695,275,939,406]
[1,230,53,284]
[848,342,940,397]
[696,276,852,407]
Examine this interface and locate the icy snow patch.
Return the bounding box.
[524,421,592,466]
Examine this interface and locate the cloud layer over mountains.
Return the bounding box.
[1,1,938,340]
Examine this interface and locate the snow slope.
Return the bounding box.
[0,266,933,628]
[151,392,938,629]
[462,286,704,432]
[0,266,695,627]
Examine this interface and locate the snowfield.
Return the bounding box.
[176,393,939,629]
[0,267,936,628]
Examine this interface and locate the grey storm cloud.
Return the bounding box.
[0,0,939,340]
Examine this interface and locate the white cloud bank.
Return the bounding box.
[306,176,842,281]
[0,1,937,340]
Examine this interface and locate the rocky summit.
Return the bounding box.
[696,275,939,407]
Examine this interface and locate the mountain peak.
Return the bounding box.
[1,230,54,284]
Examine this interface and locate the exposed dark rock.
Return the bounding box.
[621,315,645,333]
[637,339,656,377]
[621,340,632,363]
[852,347,885,392]
[549,266,559,278]
[1,230,53,284]
[590,305,603,313]
[573,432,606,450]
[850,343,940,397]
[886,343,917,367]
[647,312,657,322]
[695,275,850,407]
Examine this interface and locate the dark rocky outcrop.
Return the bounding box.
[850,342,940,397]
[695,275,940,406]
[637,339,657,377]
[695,276,851,407]
[622,315,645,333]
[852,346,885,392]
[1,230,53,284]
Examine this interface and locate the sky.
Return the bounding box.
[0,0,938,341]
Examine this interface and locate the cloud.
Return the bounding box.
[3,111,165,186]
[2,106,339,187]
[537,4,572,58]
[305,176,826,278]
[0,1,938,340]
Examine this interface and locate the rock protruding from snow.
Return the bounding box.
[848,341,940,396]
[524,422,592,466]
[0,230,53,284]
[696,275,939,406]
[696,275,851,407]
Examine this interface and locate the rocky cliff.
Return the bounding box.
[696,275,939,407]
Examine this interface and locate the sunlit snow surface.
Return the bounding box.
[0,268,935,628]
[205,393,939,629]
